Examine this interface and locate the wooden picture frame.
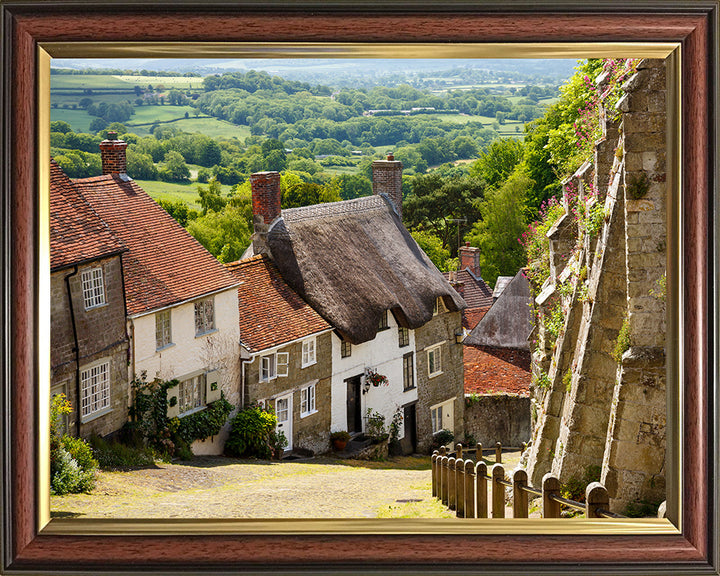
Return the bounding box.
[2,1,717,573]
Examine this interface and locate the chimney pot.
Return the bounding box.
[99,133,128,176]
[250,171,282,256]
[372,156,403,220]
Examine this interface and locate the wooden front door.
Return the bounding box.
[403,403,417,454]
[346,375,362,433]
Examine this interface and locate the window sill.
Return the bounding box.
[403,386,416,392]
[399,343,410,348]
[156,342,176,352]
[195,328,218,339]
[301,360,317,369]
[428,371,443,379]
[179,406,207,418]
[300,409,318,419]
[84,302,108,312]
[80,406,113,424]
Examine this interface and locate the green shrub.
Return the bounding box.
[89,434,156,470]
[563,370,573,392]
[365,408,388,443]
[225,404,277,459]
[62,435,99,472]
[612,317,631,362]
[431,429,454,450]
[51,445,96,495]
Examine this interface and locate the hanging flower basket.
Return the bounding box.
[365,367,389,387]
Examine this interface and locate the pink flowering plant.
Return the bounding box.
[518,196,565,291]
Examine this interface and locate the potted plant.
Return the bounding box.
[330,430,351,451]
[364,368,389,387]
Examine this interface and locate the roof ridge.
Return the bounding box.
[281,195,385,222]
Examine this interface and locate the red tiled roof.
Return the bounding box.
[445,269,494,310]
[50,160,126,271]
[463,344,531,396]
[225,255,331,352]
[463,307,490,330]
[73,174,238,315]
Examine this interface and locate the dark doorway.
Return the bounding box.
[402,403,417,454]
[346,375,362,433]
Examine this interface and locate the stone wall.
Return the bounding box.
[245,331,333,455]
[526,59,667,512]
[51,256,129,438]
[414,309,465,453]
[464,394,531,448]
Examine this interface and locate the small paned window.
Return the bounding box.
[179,373,206,415]
[431,405,443,434]
[80,362,110,419]
[300,384,316,417]
[155,309,172,350]
[261,352,288,382]
[81,267,106,310]
[378,310,389,330]
[403,352,415,390]
[302,338,316,367]
[398,327,410,347]
[427,345,442,377]
[194,298,215,336]
[341,339,352,358]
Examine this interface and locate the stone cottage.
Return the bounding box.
[50,160,129,438]
[463,269,533,448]
[244,158,466,453]
[71,133,242,454]
[225,254,333,455]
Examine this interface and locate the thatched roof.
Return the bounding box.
[464,270,533,349]
[263,194,465,345]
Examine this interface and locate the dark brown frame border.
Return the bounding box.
[1,1,717,574]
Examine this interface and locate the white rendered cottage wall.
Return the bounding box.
[330,312,417,437]
[130,288,240,454]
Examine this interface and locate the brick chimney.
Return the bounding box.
[372,154,403,220]
[99,131,128,176]
[448,270,465,297]
[459,242,481,277]
[250,171,282,255]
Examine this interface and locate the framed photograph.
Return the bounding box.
[2,1,717,574]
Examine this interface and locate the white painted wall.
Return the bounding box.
[330,312,417,438]
[130,288,240,455]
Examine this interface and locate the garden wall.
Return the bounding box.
[464,394,531,448]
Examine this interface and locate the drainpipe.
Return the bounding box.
[64,265,81,437]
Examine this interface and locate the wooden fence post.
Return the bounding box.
[464,460,475,518]
[448,457,456,510]
[440,456,449,505]
[585,482,609,518]
[495,442,502,464]
[476,461,488,518]
[476,442,483,462]
[439,446,447,456]
[431,452,438,498]
[492,464,505,518]
[513,468,529,518]
[542,473,561,518]
[455,459,465,517]
[456,443,463,460]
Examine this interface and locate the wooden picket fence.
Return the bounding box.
[431,443,624,519]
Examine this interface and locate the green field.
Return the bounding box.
[127,105,198,124]
[50,108,96,133]
[51,75,135,90]
[134,179,234,210]
[113,75,203,90]
[130,117,252,140]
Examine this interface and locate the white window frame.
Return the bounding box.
[430,405,443,434]
[194,297,215,337]
[427,344,443,377]
[301,337,316,368]
[260,351,289,382]
[178,373,206,416]
[80,360,111,421]
[300,383,317,417]
[81,266,106,310]
[155,309,173,350]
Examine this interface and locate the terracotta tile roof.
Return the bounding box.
[50,160,126,271]
[463,307,490,330]
[444,269,494,310]
[73,174,238,316]
[463,344,531,396]
[225,255,331,352]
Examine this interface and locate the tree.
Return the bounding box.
[186,205,252,264]
[157,199,191,227]
[197,178,227,215]
[335,174,372,200]
[403,173,484,256]
[465,170,532,287]
[410,230,452,272]
[469,138,524,190]
[126,149,158,180]
[50,120,73,134]
[158,151,190,182]
[282,181,341,209]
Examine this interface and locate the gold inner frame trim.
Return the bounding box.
[37,41,681,537]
